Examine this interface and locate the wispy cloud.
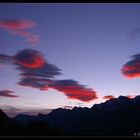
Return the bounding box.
[0,19,35,30]
[0,19,39,46]
[0,54,12,63]
[0,90,18,98]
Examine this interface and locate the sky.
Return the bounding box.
[0,3,140,117]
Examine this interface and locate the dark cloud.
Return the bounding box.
[13,49,61,90]
[50,79,98,102]
[0,19,39,46]
[0,90,18,98]
[18,78,98,102]
[14,49,45,69]
[17,63,61,78]
[0,49,61,90]
[14,49,61,79]
[103,95,115,100]
[18,77,52,90]
[0,49,61,78]
[121,54,140,78]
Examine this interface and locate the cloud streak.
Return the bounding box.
[50,79,98,102]
[121,54,140,79]
[0,19,39,46]
[0,90,18,98]
[18,77,52,90]
[0,54,12,63]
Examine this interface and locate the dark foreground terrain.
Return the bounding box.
[1,95,140,136]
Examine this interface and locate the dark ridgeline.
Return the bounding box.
[1,95,140,136]
[0,110,64,136]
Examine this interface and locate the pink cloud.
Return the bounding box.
[0,19,39,46]
[0,19,35,30]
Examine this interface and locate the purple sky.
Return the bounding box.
[0,3,140,117]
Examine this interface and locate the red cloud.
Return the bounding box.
[0,19,39,46]
[121,65,140,79]
[51,86,97,102]
[0,19,35,30]
[121,54,140,79]
[0,90,18,98]
[50,80,98,102]
[14,49,45,69]
[103,95,115,100]
[0,49,98,102]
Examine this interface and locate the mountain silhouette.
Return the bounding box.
[1,95,140,136]
[14,114,36,125]
[92,96,132,111]
[0,109,10,122]
[0,109,17,135]
[0,109,64,136]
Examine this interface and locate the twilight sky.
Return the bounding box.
[0,3,140,116]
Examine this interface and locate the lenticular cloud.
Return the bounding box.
[14,49,45,69]
[49,79,98,102]
[121,54,140,79]
[0,49,98,102]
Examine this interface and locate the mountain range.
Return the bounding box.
[1,95,140,136]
